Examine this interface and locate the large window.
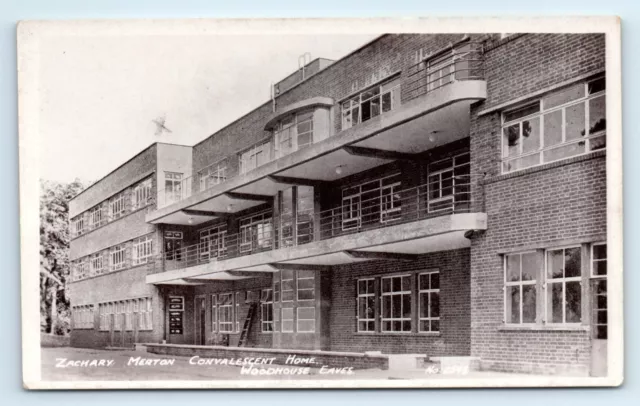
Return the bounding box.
[502,77,606,173]
[73,305,94,329]
[90,253,104,277]
[341,77,400,130]
[89,204,106,229]
[341,173,402,231]
[261,289,274,332]
[164,172,183,204]
[240,140,272,174]
[198,162,227,191]
[132,235,153,266]
[239,211,273,253]
[357,278,375,332]
[132,178,153,210]
[110,244,126,271]
[428,152,471,213]
[504,252,537,324]
[381,274,412,333]
[274,111,314,158]
[218,293,234,333]
[109,191,126,220]
[546,247,582,324]
[418,271,441,332]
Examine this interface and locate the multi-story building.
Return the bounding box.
[67,33,608,376]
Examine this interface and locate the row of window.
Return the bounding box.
[72,305,95,329]
[504,243,607,327]
[98,298,153,331]
[72,177,153,238]
[356,270,440,334]
[72,234,154,282]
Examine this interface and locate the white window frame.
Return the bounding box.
[260,289,274,333]
[296,270,315,302]
[281,307,294,333]
[503,252,538,325]
[74,216,85,236]
[341,173,402,231]
[218,293,234,333]
[356,278,376,333]
[132,235,153,266]
[198,162,227,192]
[341,77,400,130]
[110,244,126,271]
[501,77,606,173]
[280,270,295,302]
[380,274,412,333]
[109,191,126,220]
[544,246,583,325]
[296,307,316,333]
[274,111,314,158]
[132,178,153,210]
[427,152,470,213]
[239,211,273,253]
[418,271,441,333]
[239,140,272,175]
[90,253,104,276]
[591,242,607,278]
[199,224,227,260]
[89,204,106,229]
[164,172,184,204]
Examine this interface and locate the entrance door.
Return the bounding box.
[590,242,607,377]
[195,296,206,345]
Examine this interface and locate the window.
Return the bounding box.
[341,173,402,230]
[546,247,582,324]
[164,172,183,204]
[98,303,110,331]
[73,305,94,329]
[296,270,315,301]
[428,152,470,213]
[89,204,106,229]
[591,243,607,340]
[504,253,538,324]
[132,235,153,266]
[274,278,281,303]
[240,140,272,174]
[200,225,227,261]
[211,295,218,332]
[109,191,126,220]
[90,253,104,276]
[239,212,273,253]
[198,162,227,191]
[110,244,126,271]
[281,308,294,333]
[235,292,241,333]
[502,77,606,173]
[132,178,153,210]
[281,270,294,302]
[261,289,273,332]
[342,77,400,130]
[357,278,375,332]
[99,298,151,331]
[218,293,234,333]
[418,271,441,332]
[73,216,85,237]
[381,274,412,332]
[74,259,89,281]
[297,307,315,333]
[274,111,314,158]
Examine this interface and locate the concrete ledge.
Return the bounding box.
[144,343,389,370]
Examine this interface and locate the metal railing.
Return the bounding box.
[404,42,484,102]
[151,175,481,274]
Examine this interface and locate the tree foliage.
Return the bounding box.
[40,179,86,334]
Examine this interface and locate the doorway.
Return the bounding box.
[195,296,206,345]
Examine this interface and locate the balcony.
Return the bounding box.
[147,175,487,285]
[147,41,486,226]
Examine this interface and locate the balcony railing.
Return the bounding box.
[150,174,482,275]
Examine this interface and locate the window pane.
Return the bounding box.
[419,274,429,290]
[431,273,439,290]
[547,250,564,278]
[504,124,520,157]
[504,103,540,123]
[550,283,564,323]
[402,275,411,291]
[297,290,314,301]
[431,293,439,317]
[589,95,606,134]
[594,261,607,276]
[420,293,429,318]
[382,92,392,112]
[522,118,540,153]
[593,244,607,260]
[543,141,585,163]
[522,285,536,323]
[588,78,606,94]
[543,83,585,110]
[590,135,606,151]
[507,286,520,323]
[506,254,521,282]
[564,247,582,278]
[521,252,538,281]
[402,294,411,318]
[503,154,540,172]
[566,281,582,323]
[543,110,563,147]
[565,102,586,140]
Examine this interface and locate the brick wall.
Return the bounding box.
[469,33,607,375]
[329,248,470,356]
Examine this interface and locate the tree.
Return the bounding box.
[40,179,86,335]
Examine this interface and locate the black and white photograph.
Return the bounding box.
[18,17,623,389]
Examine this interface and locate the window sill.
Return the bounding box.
[498,325,589,332]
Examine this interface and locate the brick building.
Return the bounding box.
[67,33,608,376]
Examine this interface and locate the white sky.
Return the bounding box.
[38,33,378,184]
